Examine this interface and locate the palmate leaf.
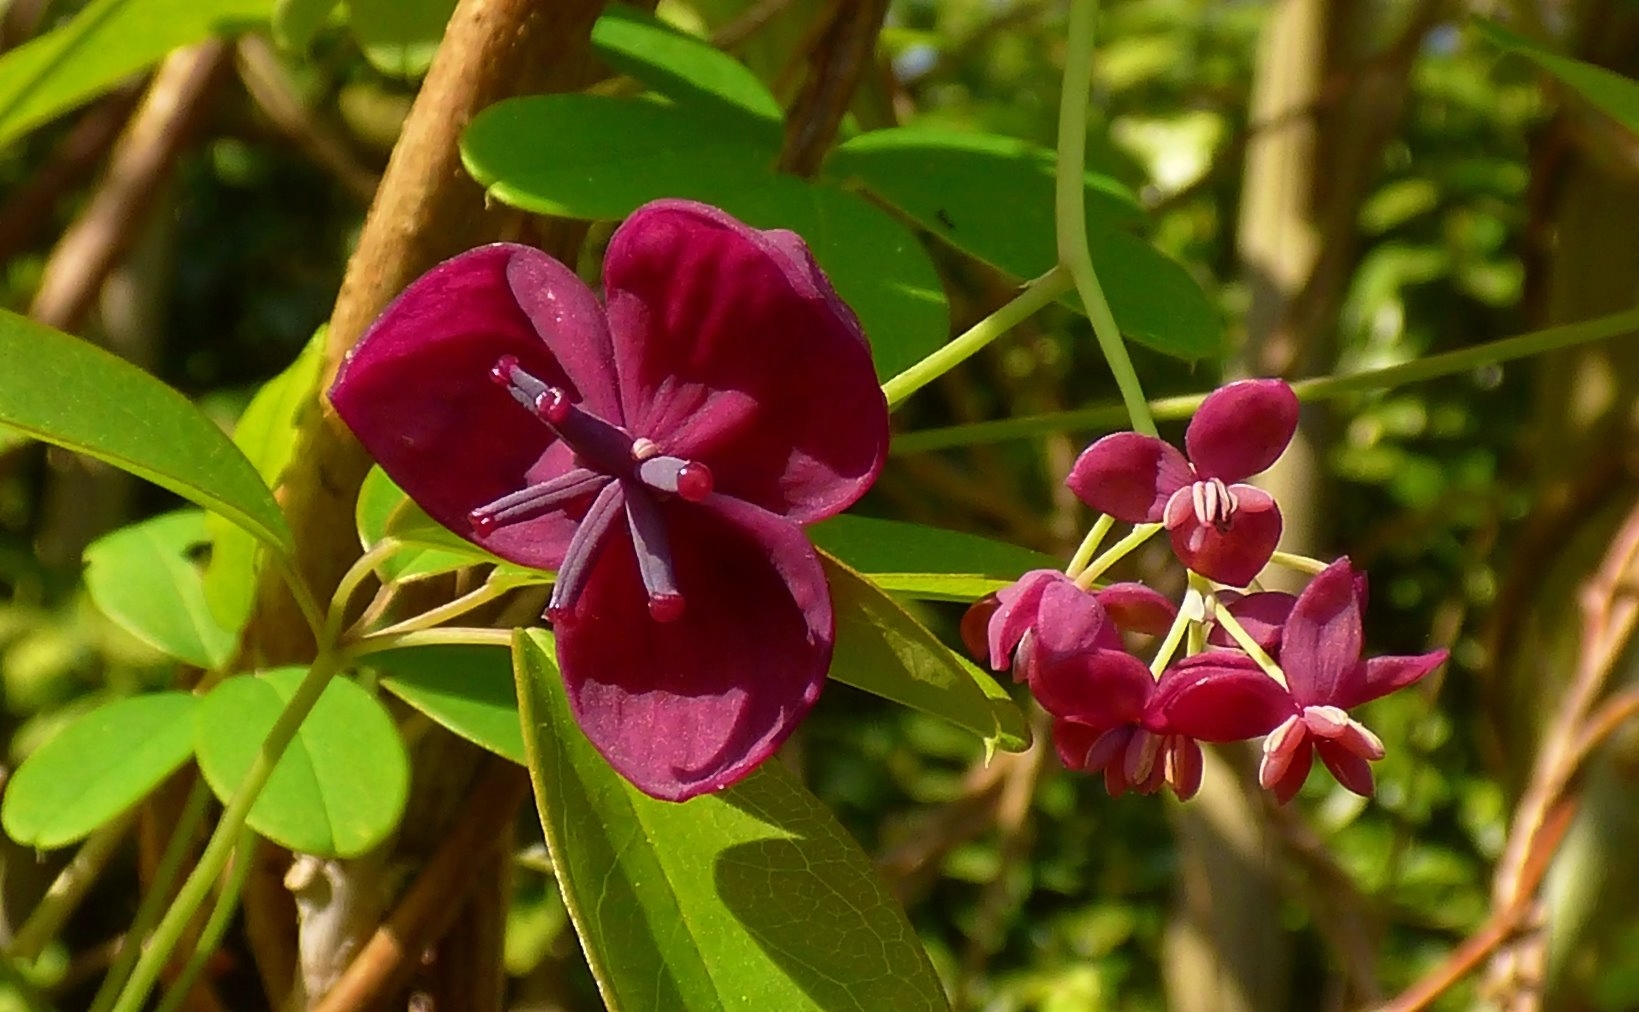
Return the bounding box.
[0,310,291,554]
[194,668,408,857]
[513,630,950,1012]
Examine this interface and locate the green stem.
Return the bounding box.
[271,552,326,643]
[1065,514,1115,577]
[1270,550,1328,576]
[323,538,403,644]
[881,267,1074,410]
[8,809,137,960]
[892,305,1639,454]
[1214,607,1287,689]
[86,780,213,1012]
[1148,603,1192,678]
[152,826,256,1012]
[1073,522,1162,588]
[109,655,344,1012]
[346,625,514,660]
[363,577,513,639]
[1055,0,1154,436]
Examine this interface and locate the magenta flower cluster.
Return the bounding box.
[980,381,1448,802]
[332,200,888,801]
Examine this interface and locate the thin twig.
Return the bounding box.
[776,0,890,177]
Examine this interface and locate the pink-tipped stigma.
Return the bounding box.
[648,593,686,623]
[489,355,519,386]
[676,462,714,502]
[534,387,571,424]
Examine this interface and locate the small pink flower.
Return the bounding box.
[1152,559,1446,802]
[1067,379,1300,586]
[978,569,1175,686]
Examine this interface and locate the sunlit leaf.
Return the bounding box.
[194,667,408,857]
[513,630,950,1011]
[592,4,780,120]
[373,643,525,764]
[2,693,197,849]
[84,510,234,669]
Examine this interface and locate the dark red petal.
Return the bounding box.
[1051,718,1102,771]
[331,245,610,569]
[1096,582,1179,637]
[1268,744,1312,804]
[1207,591,1297,652]
[552,495,830,801]
[1282,558,1365,707]
[1339,649,1449,710]
[1150,653,1294,741]
[960,593,1001,665]
[601,200,886,523]
[985,569,1066,671]
[1066,433,1193,523]
[1030,648,1153,727]
[1167,493,1282,588]
[1031,577,1112,660]
[1316,740,1376,798]
[503,246,623,423]
[1184,378,1299,482]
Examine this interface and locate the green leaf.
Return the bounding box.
[811,515,1054,580]
[373,644,524,764]
[355,466,549,584]
[2,693,197,849]
[827,128,1222,360]
[194,667,408,857]
[823,554,1029,753]
[0,309,291,554]
[0,0,274,149]
[348,0,455,79]
[462,96,949,378]
[204,333,323,632]
[513,630,950,1012]
[273,0,339,50]
[84,510,234,669]
[592,5,781,121]
[1476,19,1639,135]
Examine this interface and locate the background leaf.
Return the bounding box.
[824,555,1029,753]
[348,0,455,79]
[827,128,1221,360]
[0,0,273,148]
[1476,19,1639,134]
[194,667,408,857]
[2,693,197,849]
[592,5,781,120]
[372,644,524,764]
[0,309,292,554]
[271,0,338,50]
[513,630,950,1012]
[84,510,234,669]
[355,466,521,581]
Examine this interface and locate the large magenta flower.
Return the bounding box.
[330,199,888,800]
[1152,559,1447,803]
[1067,379,1299,586]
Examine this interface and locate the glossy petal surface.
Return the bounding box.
[1032,647,1154,727]
[1281,559,1365,706]
[1346,651,1448,711]
[553,495,830,800]
[1151,653,1293,741]
[602,200,886,522]
[1166,490,1281,587]
[1067,432,1192,523]
[1097,582,1178,637]
[1184,378,1299,482]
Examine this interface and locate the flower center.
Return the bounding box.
[1257,705,1385,791]
[466,356,717,623]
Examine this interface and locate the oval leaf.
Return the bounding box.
[0,0,275,148]
[811,515,1056,579]
[592,5,781,120]
[3,693,197,849]
[373,644,524,764]
[194,667,408,857]
[1477,19,1639,135]
[356,466,548,583]
[827,128,1221,360]
[513,630,950,1012]
[461,95,949,378]
[824,554,1028,753]
[0,310,291,554]
[348,0,454,78]
[85,510,234,669]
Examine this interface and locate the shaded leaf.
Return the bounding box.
[0,309,291,554]
[349,0,454,78]
[811,515,1055,580]
[272,0,338,50]
[2,693,197,849]
[84,510,233,669]
[592,4,780,120]
[823,554,1029,753]
[194,667,407,857]
[1477,19,1639,135]
[373,644,524,764]
[513,630,949,1011]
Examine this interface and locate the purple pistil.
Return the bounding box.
[474,356,715,623]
